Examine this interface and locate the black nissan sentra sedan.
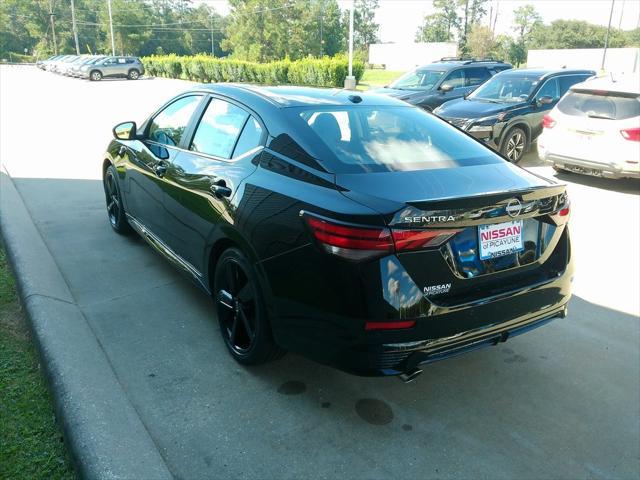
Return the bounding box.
[103,85,573,381]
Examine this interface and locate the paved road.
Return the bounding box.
[2,65,639,479]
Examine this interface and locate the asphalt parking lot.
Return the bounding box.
[1,65,639,479]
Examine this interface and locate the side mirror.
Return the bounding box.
[439,83,454,93]
[536,96,554,106]
[113,121,137,140]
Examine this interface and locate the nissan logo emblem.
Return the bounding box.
[506,199,522,218]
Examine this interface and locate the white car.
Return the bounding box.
[538,74,639,179]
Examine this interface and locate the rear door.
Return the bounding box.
[162,96,265,273]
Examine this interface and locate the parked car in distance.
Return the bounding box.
[37,54,63,70]
[373,57,512,111]
[81,56,145,81]
[102,85,573,380]
[58,55,90,76]
[434,68,596,162]
[70,55,105,78]
[538,74,640,179]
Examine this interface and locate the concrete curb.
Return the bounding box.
[0,169,173,480]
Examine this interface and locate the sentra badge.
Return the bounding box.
[404,215,456,224]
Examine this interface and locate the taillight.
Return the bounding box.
[391,229,462,252]
[550,196,570,225]
[304,216,393,260]
[303,213,462,260]
[620,127,640,141]
[542,114,556,129]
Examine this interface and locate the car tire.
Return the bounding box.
[128,69,140,80]
[214,248,285,365]
[501,126,528,163]
[103,165,132,234]
[90,70,102,81]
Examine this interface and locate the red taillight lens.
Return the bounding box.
[542,114,556,129]
[559,206,570,216]
[620,127,640,141]
[305,216,393,260]
[391,228,462,252]
[304,214,462,260]
[365,320,416,331]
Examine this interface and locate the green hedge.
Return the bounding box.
[142,54,364,88]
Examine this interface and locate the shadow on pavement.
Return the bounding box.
[554,171,640,194]
[7,176,640,479]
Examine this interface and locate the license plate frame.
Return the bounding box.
[478,220,524,260]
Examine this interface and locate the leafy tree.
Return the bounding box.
[353,0,379,50]
[415,0,459,42]
[466,24,494,58]
[512,4,541,41]
[458,0,489,54]
[529,19,629,50]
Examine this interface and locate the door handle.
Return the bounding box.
[210,180,232,198]
[154,161,167,177]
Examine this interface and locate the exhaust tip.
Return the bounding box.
[398,368,423,383]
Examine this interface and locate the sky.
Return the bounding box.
[196,0,640,43]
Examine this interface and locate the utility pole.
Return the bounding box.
[344,0,355,89]
[602,0,615,71]
[210,14,215,56]
[320,0,324,57]
[618,0,625,29]
[107,0,115,55]
[49,0,58,55]
[70,0,80,54]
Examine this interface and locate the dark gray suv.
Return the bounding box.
[374,58,512,111]
[81,56,145,81]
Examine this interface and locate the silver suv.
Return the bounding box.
[81,56,145,81]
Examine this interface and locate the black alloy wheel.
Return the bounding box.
[502,127,527,163]
[214,248,283,365]
[103,165,131,234]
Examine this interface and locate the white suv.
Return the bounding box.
[538,74,640,179]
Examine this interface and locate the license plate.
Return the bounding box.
[566,165,603,177]
[478,220,524,260]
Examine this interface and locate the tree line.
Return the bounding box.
[416,0,640,66]
[0,0,380,61]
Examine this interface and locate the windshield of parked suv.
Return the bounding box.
[558,90,640,120]
[295,106,503,173]
[388,69,446,91]
[469,74,540,103]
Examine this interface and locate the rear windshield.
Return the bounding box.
[294,106,503,173]
[558,90,640,120]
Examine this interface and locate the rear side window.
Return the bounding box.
[559,75,591,95]
[296,106,503,173]
[233,117,263,158]
[148,95,201,147]
[558,90,640,120]
[465,67,490,87]
[190,99,248,159]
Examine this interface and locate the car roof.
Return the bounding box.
[571,74,640,95]
[416,60,509,70]
[498,67,595,79]
[191,84,408,108]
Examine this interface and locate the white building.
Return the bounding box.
[368,42,458,71]
[527,48,639,73]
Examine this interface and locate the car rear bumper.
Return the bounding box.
[543,153,640,179]
[271,255,573,377]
